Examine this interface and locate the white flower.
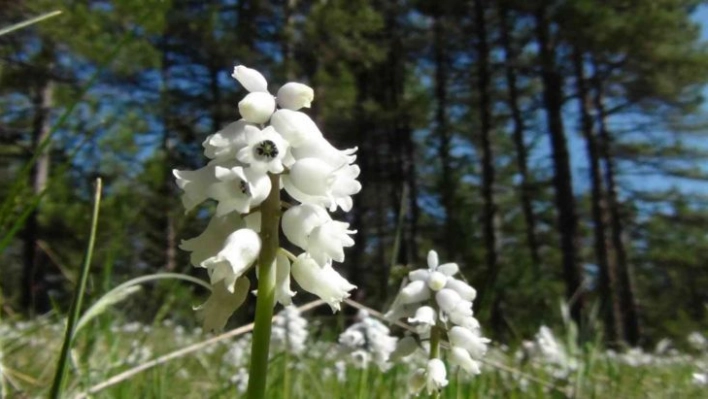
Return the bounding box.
[206,166,272,216]
[195,277,250,332]
[199,228,261,291]
[202,120,250,161]
[425,358,448,394]
[271,305,308,354]
[449,346,482,375]
[276,83,314,110]
[408,306,436,334]
[232,65,268,92]
[338,310,397,371]
[275,251,296,306]
[281,204,355,265]
[270,109,323,148]
[284,158,361,211]
[173,162,221,212]
[179,213,245,267]
[290,254,356,311]
[239,92,276,124]
[236,125,289,174]
[449,326,490,359]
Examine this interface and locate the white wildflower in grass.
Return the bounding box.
[688,332,708,352]
[271,306,308,355]
[386,249,489,397]
[174,64,360,398]
[338,309,398,371]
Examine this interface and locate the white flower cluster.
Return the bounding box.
[271,305,308,355]
[337,309,398,371]
[385,250,490,396]
[521,326,578,379]
[174,66,361,331]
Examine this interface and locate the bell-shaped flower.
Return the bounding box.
[232,65,269,93]
[290,254,356,311]
[179,213,245,267]
[239,92,276,124]
[449,346,482,375]
[408,306,436,334]
[449,326,490,359]
[282,204,355,265]
[275,251,296,306]
[425,358,448,394]
[236,125,289,175]
[173,162,221,212]
[398,280,431,304]
[270,109,323,148]
[199,228,261,291]
[202,120,250,161]
[283,158,361,212]
[445,278,477,302]
[276,82,314,110]
[196,277,250,332]
[206,165,271,216]
[291,134,357,167]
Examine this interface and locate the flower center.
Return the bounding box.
[238,180,250,196]
[255,140,279,160]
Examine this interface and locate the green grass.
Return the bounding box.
[1,312,706,399]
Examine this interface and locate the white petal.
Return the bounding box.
[408,306,436,326]
[281,204,330,250]
[435,288,463,313]
[180,213,245,267]
[200,228,261,284]
[275,251,296,306]
[270,109,323,147]
[232,65,268,92]
[445,278,477,301]
[290,255,355,312]
[276,82,314,110]
[449,346,482,375]
[399,280,431,304]
[409,269,431,282]
[427,250,439,269]
[238,92,276,124]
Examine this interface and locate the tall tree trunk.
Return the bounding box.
[534,7,584,325]
[573,49,623,344]
[473,0,500,331]
[592,68,641,345]
[281,0,297,81]
[433,4,455,260]
[160,36,176,272]
[498,4,542,273]
[22,75,53,315]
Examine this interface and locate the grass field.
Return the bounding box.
[2,303,706,399]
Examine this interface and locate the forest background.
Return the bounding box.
[2,0,708,350]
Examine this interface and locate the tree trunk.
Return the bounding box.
[22,72,53,314]
[433,4,455,260]
[592,68,641,345]
[573,49,623,344]
[498,4,542,272]
[473,0,500,327]
[534,7,584,325]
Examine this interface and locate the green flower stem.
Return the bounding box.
[246,173,281,399]
[429,325,442,399]
[49,178,102,399]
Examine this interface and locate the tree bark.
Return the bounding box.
[592,67,641,345]
[22,67,53,314]
[573,48,623,344]
[498,4,542,273]
[433,3,456,260]
[473,0,500,324]
[534,7,585,325]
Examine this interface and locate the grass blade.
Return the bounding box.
[49,178,102,398]
[0,11,62,36]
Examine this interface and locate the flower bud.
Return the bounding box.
[445,278,477,301]
[238,92,276,124]
[277,82,314,110]
[399,280,431,304]
[449,346,482,375]
[435,288,463,313]
[232,65,268,92]
[427,271,447,291]
[270,109,323,147]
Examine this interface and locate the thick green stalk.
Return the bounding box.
[429,325,441,399]
[246,173,281,399]
[49,178,102,398]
